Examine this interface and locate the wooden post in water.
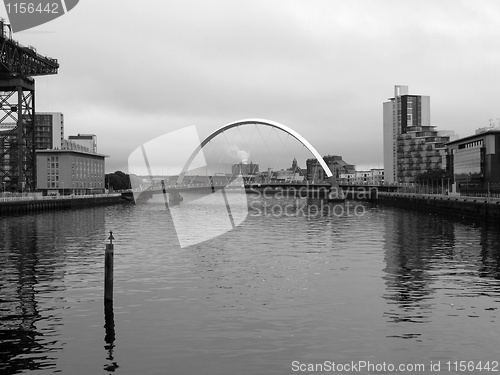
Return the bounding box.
[105,231,115,302]
[104,230,117,370]
[161,180,169,212]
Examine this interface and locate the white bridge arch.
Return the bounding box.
[177,118,332,184]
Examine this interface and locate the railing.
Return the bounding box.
[383,185,500,201]
[139,180,317,191]
[380,191,500,203]
[0,193,122,203]
[127,180,500,200]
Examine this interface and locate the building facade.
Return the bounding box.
[396,128,454,183]
[446,128,500,193]
[33,115,106,195]
[35,112,64,150]
[306,155,356,183]
[383,85,455,183]
[36,149,106,195]
[273,169,304,182]
[339,168,384,185]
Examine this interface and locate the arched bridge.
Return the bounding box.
[128,119,348,202]
[176,118,333,185]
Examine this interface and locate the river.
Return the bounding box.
[1,195,499,374]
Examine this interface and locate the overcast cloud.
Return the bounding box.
[3,0,500,172]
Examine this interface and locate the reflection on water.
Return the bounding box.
[383,209,453,328]
[382,207,500,348]
[0,198,499,374]
[0,209,105,374]
[103,301,118,372]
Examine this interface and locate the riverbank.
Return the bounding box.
[0,194,128,216]
[375,192,500,223]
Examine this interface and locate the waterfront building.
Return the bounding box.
[306,155,356,183]
[339,168,384,185]
[339,171,356,185]
[273,169,304,182]
[369,168,384,184]
[33,121,106,194]
[36,149,107,195]
[355,168,384,185]
[383,85,456,183]
[355,171,372,184]
[446,128,500,193]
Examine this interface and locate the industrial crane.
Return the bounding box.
[0,19,59,192]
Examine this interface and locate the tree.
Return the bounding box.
[105,171,131,190]
[415,168,453,185]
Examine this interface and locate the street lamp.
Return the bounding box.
[3,177,10,197]
[466,173,470,196]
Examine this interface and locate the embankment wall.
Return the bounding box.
[375,192,500,223]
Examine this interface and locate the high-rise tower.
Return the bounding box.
[384,85,453,184]
[383,85,430,183]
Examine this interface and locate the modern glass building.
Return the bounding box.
[446,129,500,193]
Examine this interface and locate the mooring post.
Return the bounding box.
[104,230,117,370]
[161,180,169,211]
[105,231,115,303]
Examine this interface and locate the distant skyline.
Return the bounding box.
[2,0,499,173]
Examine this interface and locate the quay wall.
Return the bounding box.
[0,194,127,216]
[375,192,500,223]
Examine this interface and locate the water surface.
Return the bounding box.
[1,197,499,374]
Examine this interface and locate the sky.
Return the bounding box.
[2,0,500,173]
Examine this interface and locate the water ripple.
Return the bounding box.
[0,200,499,373]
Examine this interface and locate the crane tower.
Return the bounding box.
[0,19,59,192]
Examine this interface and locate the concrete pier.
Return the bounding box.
[375,192,500,223]
[0,194,127,216]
